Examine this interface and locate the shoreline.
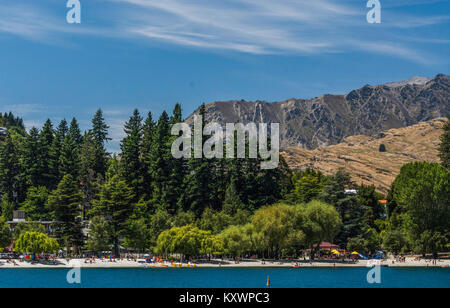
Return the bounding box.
[1,258,449,269]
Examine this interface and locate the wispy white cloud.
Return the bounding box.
[0,0,448,64]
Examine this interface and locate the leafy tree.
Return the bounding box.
[12,222,45,240]
[86,216,112,252]
[287,171,323,204]
[20,186,50,221]
[14,231,59,255]
[0,194,14,221]
[391,162,449,254]
[201,233,224,257]
[156,224,209,259]
[48,174,84,252]
[219,225,252,257]
[346,236,367,254]
[299,200,342,259]
[413,230,447,258]
[148,209,172,246]
[223,180,245,215]
[357,184,384,229]
[0,216,12,250]
[382,229,408,256]
[251,203,301,258]
[123,217,150,253]
[172,210,196,227]
[438,116,450,169]
[91,175,135,257]
[197,208,232,234]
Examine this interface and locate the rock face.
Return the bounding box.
[186,74,449,149]
[281,118,446,194]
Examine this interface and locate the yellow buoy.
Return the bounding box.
[266,276,271,287]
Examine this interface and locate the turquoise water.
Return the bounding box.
[0,267,448,288]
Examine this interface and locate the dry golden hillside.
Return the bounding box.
[281,118,446,194]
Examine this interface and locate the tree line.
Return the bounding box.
[0,109,448,259]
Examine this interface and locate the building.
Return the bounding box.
[0,127,7,141]
[7,210,56,235]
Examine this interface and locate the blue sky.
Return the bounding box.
[0,0,449,151]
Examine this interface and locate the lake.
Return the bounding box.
[0,267,448,288]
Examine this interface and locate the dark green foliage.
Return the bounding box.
[0,112,25,135]
[0,216,12,249]
[141,112,155,200]
[91,175,135,256]
[38,119,59,189]
[120,109,143,199]
[87,109,110,178]
[20,186,50,221]
[389,162,449,256]
[439,116,450,169]
[48,174,84,251]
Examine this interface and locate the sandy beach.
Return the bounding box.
[0,257,448,269]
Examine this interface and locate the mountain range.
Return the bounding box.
[186,74,449,149]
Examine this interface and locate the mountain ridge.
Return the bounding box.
[281,117,446,193]
[186,74,449,149]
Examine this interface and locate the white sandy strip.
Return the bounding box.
[0,258,449,269]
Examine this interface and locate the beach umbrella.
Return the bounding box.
[331,249,340,255]
[351,251,359,255]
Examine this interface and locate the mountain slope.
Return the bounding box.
[281,118,446,193]
[186,74,449,149]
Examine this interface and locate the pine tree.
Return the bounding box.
[91,175,135,257]
[120,109,143,199]
[179,104,216,216]
[439,116,450,169]
[68,118,83,145]
[48,174,83,252]
[50,119,69,183]
[148,111,172,211]
[0,134,23,205]
[59,134,81,180]
[222,179,244,215]
[38,119,59,189]
[90,109,110,146]
[88,110,110,178]
[141,112,155,200]
[79,133,104,219]
[166,104,187,212]
[21,127,41,187]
